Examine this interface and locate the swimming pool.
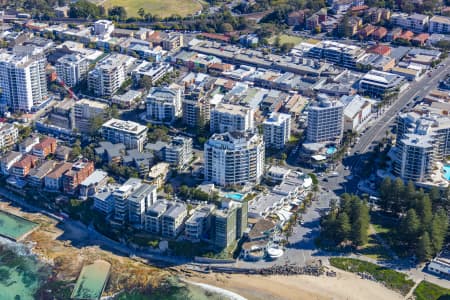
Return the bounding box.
[224,193,245,201]
[326,147,337,155]
[443,165,450,180]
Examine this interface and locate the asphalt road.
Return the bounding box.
[345,57,450,178]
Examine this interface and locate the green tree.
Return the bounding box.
[379,177,392,211]
[392,177,405,214]
[400,209,421,249]
[350,199,370,246]
[336,212,351,243]
[403,180,417,211]
[417,195,433,233]
[137,8,145,19]
[417,232,433,261]
[430,209,449,254]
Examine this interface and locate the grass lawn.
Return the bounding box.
[329,258,415,295]
[101,0,202,18]
[359,234,391,260]
[268,34,305,46]
[414,281,450,300]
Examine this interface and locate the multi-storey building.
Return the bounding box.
[74,99,109,133]
[32,137,57,159]
[394,134,434,182]
[101,119,148,151]
[145,200,169,234]
[359,70,405,98]
[0,53,47,112]
[128,183,157,229]
[55,54,89,87]
[27,160,56,187]
[0,123,18,149]
[429,16,450,34]
[88,54,134,98]
[146,85,183,124]
[212,201,248,248]
[161,33,183,51]
[182,97,210,128]
[161,202,187,238]
[307,41,365,69]
[263,112,291,149]
[113,178,142,223]
[93,20,114,39]
[132,61,173,85]
[62,159,94,194]
[44,162,73,191]
[11,155,39,178]
[185,205,215,242]
[204,131,265,187]
[164,136,193,169]
[18,135,40,154]
[306,95,344,143]
[391,13,429,33]
[210,103,254,133]
[0,151,22,175]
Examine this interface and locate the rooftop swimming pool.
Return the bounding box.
[443,165,450,180]
[224,193,245,201]
[0,211,38,241]
[326,147,337,155]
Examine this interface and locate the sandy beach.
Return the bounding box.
[186,268,404,300]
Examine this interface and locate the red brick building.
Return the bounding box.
[367,44,391,56]
[11,155,39,177]
[32,137,57,159]
[62,160,94,194]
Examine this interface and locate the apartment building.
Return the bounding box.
[212,201,248,248]
[341,94,373,133]
[44,162,73,191]
[0,123,18,149]
[32,137,57,159]
[210,103,254,133]
[263,112,291,149]
[79,170,109,200]
[27,160,56,187]
[394,134,434,182]
[0,53,47,112]
[11,155,39,177]
[0,151,22,175]
[132,61,173,84]
[161,202,187,238]
[182,97,210,128]
[185,205,215,242]
[145,200,169,234]
[391,13,429,33]
[164,136,193,169]
[146,85,183,124]
[128,183,157,229]
[429,16,450,34]
[74,99,109,133]
[161,33,183,51]
[93,190,115,215]
[306,95,344,143]
[18,135,40,154]
[87,53,135,98]
[204,131,265,187]
[101,119,148,151]
[93,19,114,39]
[307,41,365,69]
[113,178,142,223]
[62,159,94,194]
[55,53,89,87]
[359,70,406,98]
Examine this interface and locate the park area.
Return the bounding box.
[99,0,203,18]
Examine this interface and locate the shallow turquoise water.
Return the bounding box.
[0,237,51,300]
[224,193,244,201]
[444,165,450,180]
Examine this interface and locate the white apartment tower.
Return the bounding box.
[263,112,291,149]
[88,54,132,98]
[0,53,47,112]
[210,103,254,133]
[146,85,183,123]
[306,94,344,143]
[204,131,265,187]
[101,118,148,151]
[55,54,89,87]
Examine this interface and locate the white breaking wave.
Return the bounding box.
[182,279,248,300]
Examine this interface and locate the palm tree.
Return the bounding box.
[137,8,145,19]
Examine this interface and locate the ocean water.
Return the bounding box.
[116,278,245,300]
[0,237,51,300]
